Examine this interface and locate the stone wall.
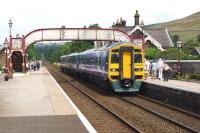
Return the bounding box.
[140,82,200,115]
[0,49,6,67]
[165,60,200,73]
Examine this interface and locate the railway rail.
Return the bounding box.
[45,63,141,133]
[45,62,200,133]
[137,95,200,119]
[119,96,200,133]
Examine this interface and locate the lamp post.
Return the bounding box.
[8,19,13,36]
[8,19,13,70]
[3,37,9,68]
[176,41,182,74]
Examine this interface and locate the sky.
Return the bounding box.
[0,0,200,44]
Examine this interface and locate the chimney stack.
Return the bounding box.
[134,10,140,26]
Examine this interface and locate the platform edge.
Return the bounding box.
[46,68,97,133]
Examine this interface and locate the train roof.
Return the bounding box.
[79,48,97,55]
[60,42,141,58]
[60,55,67,58]
[68,52,79,56]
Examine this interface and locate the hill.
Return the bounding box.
[146,11,200,42]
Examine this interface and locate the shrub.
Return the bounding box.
[189,73,200,80]
[144,48,161,60]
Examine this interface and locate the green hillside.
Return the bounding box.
[146,11,200,42]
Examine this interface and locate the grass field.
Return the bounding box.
[146,11,200,42]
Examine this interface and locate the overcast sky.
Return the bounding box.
[0,0,199,43]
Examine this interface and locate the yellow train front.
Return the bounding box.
[107,43,144,92]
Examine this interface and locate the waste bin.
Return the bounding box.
[5,75,9,81]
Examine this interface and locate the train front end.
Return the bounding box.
[108,43,144,92]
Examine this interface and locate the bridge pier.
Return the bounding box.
[6,35,27,73]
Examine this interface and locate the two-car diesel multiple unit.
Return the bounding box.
[60,42,144,92]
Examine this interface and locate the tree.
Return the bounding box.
[197,34,200,43]
[88,24,101,28]
[172,34,180,47]
[69,41,93,53]
[144,48,161,60]
[26,44,41,60]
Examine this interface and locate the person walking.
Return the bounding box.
[151,60,157,80]
[157,58,164,80]
[163,62,170,82]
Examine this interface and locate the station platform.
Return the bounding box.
[0,67,96,133]
[0,73,3,80]
[144,78,200,94]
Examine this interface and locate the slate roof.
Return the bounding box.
[112,26,134,33]
[112,26,174,48]
[191,47,200,55]
[144,28,174,48]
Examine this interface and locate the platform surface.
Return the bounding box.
[144,78,200,93]
[0,67,89,133]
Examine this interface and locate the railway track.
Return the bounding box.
[118,96,200,133]
[45,62,199,133]
[45,63,141,133]
[137,94,200,119]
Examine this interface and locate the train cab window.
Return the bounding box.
[135,54,142,63]
[111,54,119,63]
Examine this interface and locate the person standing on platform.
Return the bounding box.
[36,61,40,71]
[33,61,37,71]
[144,59,151,80]
[157,58,164,80]
[151,60,157,80]
[39,60,42,67]
[163,62,170,82]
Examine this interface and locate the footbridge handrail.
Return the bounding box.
[25,28,132,46]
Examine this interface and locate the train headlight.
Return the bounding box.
[110,68,119,72]
[135,68,143,71]
[123,79,132,88]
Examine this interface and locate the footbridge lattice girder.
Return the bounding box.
[25,28,132,47]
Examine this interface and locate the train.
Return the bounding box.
[60,42,144,92]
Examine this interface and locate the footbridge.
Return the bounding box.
[4,28,134,72]
[25,28,131,46]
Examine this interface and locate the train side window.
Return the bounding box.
[111,54,119,63]
[96,57,99,65]
[90,58,94,64]
[135,54,142,63]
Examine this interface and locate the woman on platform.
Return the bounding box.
[163,62,171,82]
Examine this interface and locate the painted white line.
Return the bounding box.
[46,68,97,133]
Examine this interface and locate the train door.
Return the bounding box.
[119,46,134,87]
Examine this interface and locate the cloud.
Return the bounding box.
[0,0,200,43]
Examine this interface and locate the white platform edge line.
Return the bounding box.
[46,68,97,133]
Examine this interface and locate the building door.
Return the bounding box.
[12,51,23,72]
